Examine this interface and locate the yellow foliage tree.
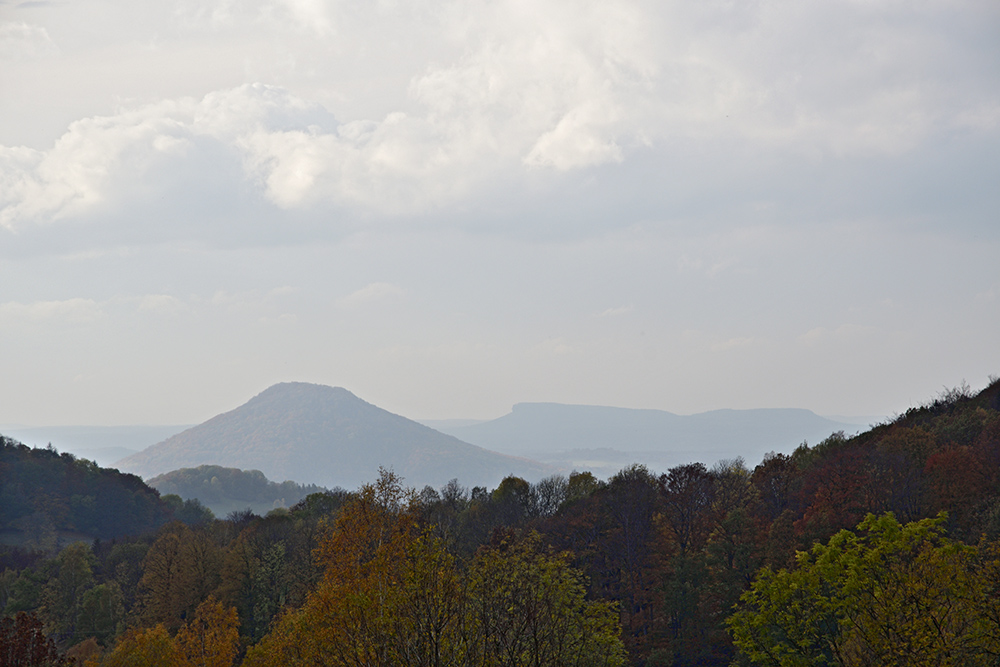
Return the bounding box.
[244,470,626,667]
[246,469,419,667]
[176,597,240,667]
[100,625,181,667]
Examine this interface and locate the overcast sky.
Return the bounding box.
[1,0,998,426]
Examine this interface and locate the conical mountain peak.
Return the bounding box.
[116,383,551,489]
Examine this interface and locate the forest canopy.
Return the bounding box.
[1,376,999,666]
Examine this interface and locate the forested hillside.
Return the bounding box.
[0,438,171,549]
[1,377,999,666]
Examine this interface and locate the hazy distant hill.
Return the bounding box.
[429,403,864,476]
[148,465,328,517]
[115,383,552,489]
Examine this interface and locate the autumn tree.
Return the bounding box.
[531,475,569,518]
[418,479,468,545]
[659,464,715,557]
[563,471,602,507]
[671,459,764,666]
[244,469,420,667]
[244,470,625,667]
[599,465,663,656]
[100,625,181,667]
[705,459,761,594]
[0,612,68,667]
[656,463,718,662]
[175,597,240,667]
[137,524,222,631]
[464,533,625,667]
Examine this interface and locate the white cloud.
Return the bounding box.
[136,294,189,314]
[337,282,405,307]
[597,305,633,318]
[173,0,335,34]
[0,103,197,228]
[0,22,59,61]
[524,100,624,170]
[533,337,576,356]
[0,0,996,232]
[955,103,1000,132]
[798,324,878,345]
[196,287,296,315]
[710,337,754,353]
[975,285,998,303]
[799,327,826,344]
[0,298,101,325]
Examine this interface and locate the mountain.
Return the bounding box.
[115,383,552,490]
[429,403,864,476]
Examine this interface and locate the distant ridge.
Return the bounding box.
[430,402,861,474]
[115,383,552,490]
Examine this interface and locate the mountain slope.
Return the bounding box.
[115,383,551,489]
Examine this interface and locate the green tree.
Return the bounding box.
[38,542,95,644]
[77,582,125,647]
[728,512,1000,666]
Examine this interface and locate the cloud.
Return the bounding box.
[136,294,189,315]
[597,305,633,318]
[0,290,294,328]
[173,0,335,34]
[337,282,405,307]
[1,0,997,233]
[798,324,878,346]
[0,22,59,61]
[975,285,998,303]
[533,337,576,356]
[0,298,101,325]
[709,337,754,353]
[0,85,331,229]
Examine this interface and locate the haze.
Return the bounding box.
[1,0,997,426]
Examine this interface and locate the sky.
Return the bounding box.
[1,0,998,427]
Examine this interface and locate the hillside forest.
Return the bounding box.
[2,378,1000,666]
